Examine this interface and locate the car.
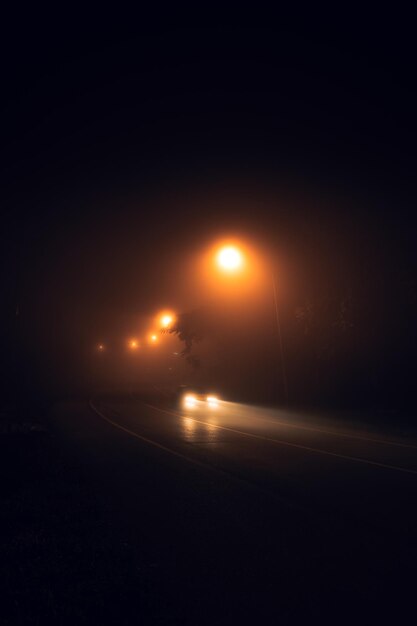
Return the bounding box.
[175,385,221,410]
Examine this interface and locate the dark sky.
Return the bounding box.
[1,18,416,394]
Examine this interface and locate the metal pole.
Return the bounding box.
[271,271,289,404]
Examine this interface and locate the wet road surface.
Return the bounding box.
[51,395,417,624]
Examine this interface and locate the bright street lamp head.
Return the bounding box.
[159,311,176,329]
[216,245,243,272]
[128,339,139,350]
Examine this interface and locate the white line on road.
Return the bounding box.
[224,406,417,450]
[89,399,310,515]
[146,404,417,476]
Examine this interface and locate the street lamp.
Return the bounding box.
[128,338,139,350]
[148,333,159,344]
[158,311,176,329]
[214,243,289,403]
[270,272,289,404]
[216,245,243,272]
[91,343,106,393]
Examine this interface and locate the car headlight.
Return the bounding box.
[184,394,197,408]
[207,395,219,407]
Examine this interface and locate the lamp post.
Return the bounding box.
[215,243,289,404]
[271,270,289,404]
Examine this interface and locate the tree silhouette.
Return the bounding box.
[163,307,213,368]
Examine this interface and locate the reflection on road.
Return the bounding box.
[175,400,417,473]
[181,400,416,446]
[181,413,219,443]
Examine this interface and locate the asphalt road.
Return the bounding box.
[51,395,417,624]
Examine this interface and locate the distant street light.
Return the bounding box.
[158,311,176,329]
[214,242,288,403]
[97,343,105,352]
[148,333,159,344]
[128,339,139,350]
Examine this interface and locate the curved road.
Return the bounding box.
[52,395,417,624]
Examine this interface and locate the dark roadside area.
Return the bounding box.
[0,400,163,626]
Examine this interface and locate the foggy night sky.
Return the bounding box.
[1,18,417,398]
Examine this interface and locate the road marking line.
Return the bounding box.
[224,406,417,450]
[89,400,308,514]
[132,392,417,449]
[145,404,417,476]
[90,400,210,468]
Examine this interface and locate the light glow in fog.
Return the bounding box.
[216,245,243,271]
[207,395,219,408]
[184,394,197,408]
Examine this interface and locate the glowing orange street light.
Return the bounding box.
[97,343,105,352]
[161,314,173,327]
[148,333,159,344]
[216,245,244,272]
[128,338,139,350]
[158,311,176,329]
